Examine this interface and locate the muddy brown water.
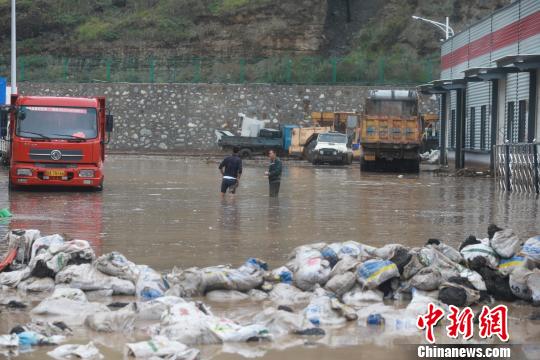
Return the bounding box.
[0,155,539,359]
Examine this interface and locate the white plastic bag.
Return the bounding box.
[124,336,199,359]
[268,283,313,306]
[491,229,521,258]
[17,277,55,292]
[303,295,346,327]
[293,250,331,291]
[165,267,204,297]
[521,236,540,264]
[356,259,399,289]
[136,265,168,299]
[95,252,139,283]
[84,303,137,333]
[206,290,249,302]
[252,308,304,338]
[56,263,135,295]
[0,267,31,288]
[498,256,526,276]
[342,286,384,306]
[460,243,499,269]
[324,272,356,297]
[159,302,221,345]
[47,342,103,359]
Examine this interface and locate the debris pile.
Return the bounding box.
[0,225,539,358]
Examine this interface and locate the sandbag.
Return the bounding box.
[56,263,136,295]
[32,297,110,325]
[389,247,412,275]
[356,259,399,289]
[124,336,200,359]
[208,318,270,342]
[201,258,265,293]
[509,265,540,303]
[95,252,139,283]
[159,302,221,345]
[293,250,331,291]
[460,243,499,269]
[430,243,463,264]
[342,286,384,306]
[468,257,515,301]
[303,295,347,327]
[29,239,94,278]
[438,282,480,307]
[329,256,361,278]
[402,249,429,280]
[135,296,186,322]
[268,266,293,284]
[372,244,408,260]
[31,234,63,259]
[252,308,304,338]
[47,342,102,359]
[498,256,527,276]
[324,272,356,297]
[4,229,42,267]
[85,303,137,333]
[248,289,268,301]
[491,229,521,258]
[410,267,442,291]
[17,277,55,292]
[206,290,249,302]
[268,283,313,306]
[136,265,169,299]
[521,236,540,264]
[0,267,31,288]
[165,267,204,297]
[321,246,339,268]
[337,241,370,260]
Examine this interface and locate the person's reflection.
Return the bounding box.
[220,197,241,232]
[267,197,280,231]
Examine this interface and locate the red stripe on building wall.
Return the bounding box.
[441,10,540,70]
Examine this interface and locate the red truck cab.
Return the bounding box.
[1,95,113,190]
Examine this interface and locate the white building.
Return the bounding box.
[420,0,540,170]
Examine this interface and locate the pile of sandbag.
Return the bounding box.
[2,224,540,359]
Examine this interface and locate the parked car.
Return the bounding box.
[305,132,353,165]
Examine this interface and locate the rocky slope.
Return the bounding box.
[0,0,510,60]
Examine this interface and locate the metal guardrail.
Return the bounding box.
[494,143,540,193]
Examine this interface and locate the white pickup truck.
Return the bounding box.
[306,132,353,165]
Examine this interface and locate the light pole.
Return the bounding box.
[412,15,455,40]
[11,0,17,95]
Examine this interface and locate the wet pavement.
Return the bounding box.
[1,155,540,359]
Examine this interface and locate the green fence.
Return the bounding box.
[0,55,439,85]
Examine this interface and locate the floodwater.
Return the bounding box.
[0,155,539,359]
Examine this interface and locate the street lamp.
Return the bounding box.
[11,0,17,95]
[412,15,454,40]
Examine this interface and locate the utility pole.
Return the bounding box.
[11,0,17,95]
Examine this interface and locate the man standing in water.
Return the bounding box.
[219,147,242,198]
[265,149,282,197]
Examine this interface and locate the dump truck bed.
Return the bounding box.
[361,116,421,145]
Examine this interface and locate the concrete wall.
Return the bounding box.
[19,83,438,152]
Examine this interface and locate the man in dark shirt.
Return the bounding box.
[218,147,243,198]
[265,149,282,197]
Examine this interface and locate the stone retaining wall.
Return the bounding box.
[18,83,438,152]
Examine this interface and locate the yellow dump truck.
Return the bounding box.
[360,90,422,172]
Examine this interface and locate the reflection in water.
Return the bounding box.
[2,156,540,270]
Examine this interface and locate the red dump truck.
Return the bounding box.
[359,90,422,172]
[0,94,114,190]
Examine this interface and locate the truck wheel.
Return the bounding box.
[347,154,353,165]
[238,148,252,159]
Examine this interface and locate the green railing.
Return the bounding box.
[0,55,439,85]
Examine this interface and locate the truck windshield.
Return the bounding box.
[16,106,98,140]
[318,133,347,143]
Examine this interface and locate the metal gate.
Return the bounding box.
[494,143,540,193]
